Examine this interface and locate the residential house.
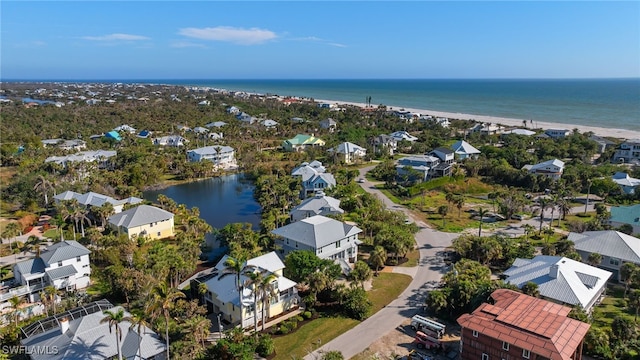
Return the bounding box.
[53,190,143,214]
[503,255,611,312]
[291,161,335,196]
[589,135,616,154]
[290,191,344,222]
[195,252,299,329]
[9,241,91,305]
[545,129,571,139]
[568,230,640,281]
[396,155,441,183]
[271,215,362,263]
[205,121,227,128]
[107,204,175,240]
[371,134,398,155]
[20,300,166,360]
[104,131,122,142]
[42,139,87,151]
[319,118,337,132]
[45,150,117,169]
[113,124,136,134]
[523,159,565,179]
[451,140,481,160]
[428,147,455,178]
[261,119,279,129]
[317,103,335,109]
[501,128,536,136]
[613,139,640,164]
[208,132,224,140]
[187,146,236,168]
[193,126,209,135]
[612,172,640,194]
[469,122,504,135]
[282,134,325,152]
[389,130,418,142]
[457,289,590,360]
[226,106,240,114]
[236,112,257,124]
[198,100,211,106]
[176,124,192,132]
[331,142,367,164]
[153,135,188,147]
[291,117,306,123]
[608,205,640,236]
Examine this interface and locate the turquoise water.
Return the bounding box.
[161,79,640,131]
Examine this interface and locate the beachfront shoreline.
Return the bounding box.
[316,98,640,140]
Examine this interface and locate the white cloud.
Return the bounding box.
[178,26,277,45]
[170,41,207,49]
[82,33,150,41]
[291,36,347,48]
[328,42,347,48]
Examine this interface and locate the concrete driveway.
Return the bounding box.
[304,165,457,360]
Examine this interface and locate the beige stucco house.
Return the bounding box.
[107,205,175,240]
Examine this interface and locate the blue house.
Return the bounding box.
[105,131,122,142]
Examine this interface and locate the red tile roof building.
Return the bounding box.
[457,289,590,360]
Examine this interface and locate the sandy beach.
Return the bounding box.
[317,99,640,140]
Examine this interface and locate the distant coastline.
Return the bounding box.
[3,78,640,137]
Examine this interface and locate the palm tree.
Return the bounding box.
[477,207,489,237]
[183,315,211,351]
[125,311,150,360]
[2,222,22,256]
[93,202,115,228]
[257,273,278,331]
[369,246,387,276]
[536,197,552,232]
[101,308,125,360]
[76,207,91,238]
[8,296,24,326]
[587,253,602,266]
[218,256,256,328]
[33,175,54,206]
[243,270,265,336]
[437,205,448,227]
[307,270,329,307]
[44,285,58,314]
[557,197,571,226]
[548,194,559,228]
[146,281,186,360]
[455,195,465,218]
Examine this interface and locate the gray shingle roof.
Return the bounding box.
[40,241,90,265]
[14,258,45,278]
[271,215,362,249]
[46,265,78,280]
[107,205,173,228]
[569,230,640,264]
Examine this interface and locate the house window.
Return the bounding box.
[502,342,509,351]
[157,232,161,236]
[610,257,620,266]
[76,256,81,262]
[523,349,530,359]
[482,354,489,360]
[58,261,63,267]
[336,241,341,248]
[472,330,478,337]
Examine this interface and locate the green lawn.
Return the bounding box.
[592,286,636,328]
[272,273,412,360]
[398,248,419,267]
[42,228,58,239]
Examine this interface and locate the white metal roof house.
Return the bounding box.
[9,241,91,307]
[187,146,236,169]
[612,172,640,195]
[153,135,188,147]
[613,139,640,164]
[568,230,640,281]
[320,118,337,132]
[113,124,136,134]
[45,150,117,169]
[523,159,565,179]
[544,129,571,139]
[108,205,175,240]
[396,155,441,183]
[389,130,418,142]
[289,191,344,222]
[331,142,367,164]
[205,121,228,128]
[53,191,142,214]
[451,140,481,160]
[196,252,299,329]
[291,161,335,197]
[503,255,612,311]
[271,215,362,263]
[20,300,166,360]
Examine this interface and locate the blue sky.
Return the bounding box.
[1,1,639,79]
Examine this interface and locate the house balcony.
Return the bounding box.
[0,282,45,303]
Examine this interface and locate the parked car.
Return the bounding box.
[357,178,365,183]
[511,214,525,220]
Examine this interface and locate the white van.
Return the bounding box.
[410,315,446,338]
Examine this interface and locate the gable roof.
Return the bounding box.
[290,193,344,216]
[609,204,640,226]
[40,241,90,264]
[108,205,173,229]
[530,159,565,171]
[457,289,590,360]
[54,191,142,208]
[271,215,362,249]
[334,142,366,154]
[569,230,640,263]
[188,145,235,156]
[504,255,612,309]
[14,258,46,279]
[612,172,640,187]
[285,134,325,146]
[451,140,481,155]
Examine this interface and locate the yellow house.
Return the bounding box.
[107,205,175,240]
[198,252,299,329]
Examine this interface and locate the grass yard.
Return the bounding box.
[272,273,412,360]
[592,286,636,328]
[398,248,419,267]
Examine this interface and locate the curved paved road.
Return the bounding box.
[305,166,458,360]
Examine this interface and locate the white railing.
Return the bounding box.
[0,282,45,302]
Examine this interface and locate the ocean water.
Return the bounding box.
[160,79,640,131]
